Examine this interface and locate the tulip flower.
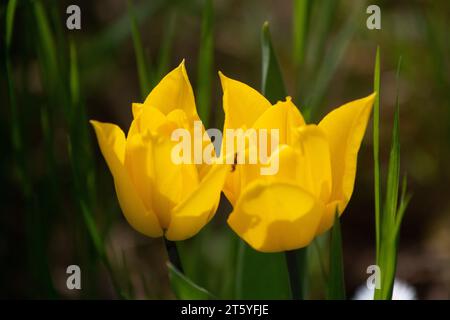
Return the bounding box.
[90,61,229,241]
[220,73,375,252]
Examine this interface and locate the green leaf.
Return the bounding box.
[327,211,346,300]
[261,21,287,104]
[196,0,214,126]
[128,0,151,99]
[168,262,215,300]
[285,247,308,299]
[235,242,290,299]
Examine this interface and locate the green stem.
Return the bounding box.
[284,248,307,300]
[164,238,184,274]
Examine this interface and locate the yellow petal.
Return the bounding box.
[124,132,154,213]
[138,103,170,135]
[292,125,332,203]
[253,97,306,145]
[239,144,298,188]
[219,73,271,205]
[317,93,375,231]
[219,72,271,130]
[143,60,197,119]
[132,103,143,119]
[165,162,229,241]
[228,180,324,252]
[90,120,163,237]
[316,200,345,235]
[319,94,375,201]
[150,133,199,229]
[222,165,242,207]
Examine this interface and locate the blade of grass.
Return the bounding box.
[374,56,409,300]
[5,0,18,50]
[69,40,127,299]
[308,0,339,70]
[373,46,381,261]
[378,101,400,300]
[5,0,30,197]
[128,0,151,100]
[395,175,411,233]
[292,0,310,67]
[196,0,214,125]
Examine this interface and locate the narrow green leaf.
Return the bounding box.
[327,211,346,300]
[168,262,215,300]
[395,175,411,233]
[5,0,18,50]
[155,12,177,85]
[384,102,401,231]
[5,0,29,196]
[309,0,338,70]
[304,2,361,121]
[128,0,151,99]
[80,0,165,69]
[292,0,310,66]
[34,1,58,82]
[374,56,408,300]
[196,0,214,125]
[68,137,106,294]
[373,46,381,261]
[69,40,80,108]
[261,21,287,104]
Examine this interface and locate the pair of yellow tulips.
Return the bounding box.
[90,61,375,253]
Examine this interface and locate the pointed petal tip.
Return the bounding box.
[89,119,103,131]
[218,71,230,90]
[218,70,227,81]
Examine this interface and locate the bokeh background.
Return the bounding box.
[1,0,449,299]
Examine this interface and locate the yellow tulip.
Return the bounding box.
[220,73,375,252]
[90,61,229,241]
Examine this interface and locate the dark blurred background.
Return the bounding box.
[1,0,449,299]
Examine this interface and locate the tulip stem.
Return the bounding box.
[285,248,307,300]
[164,238,184,274]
